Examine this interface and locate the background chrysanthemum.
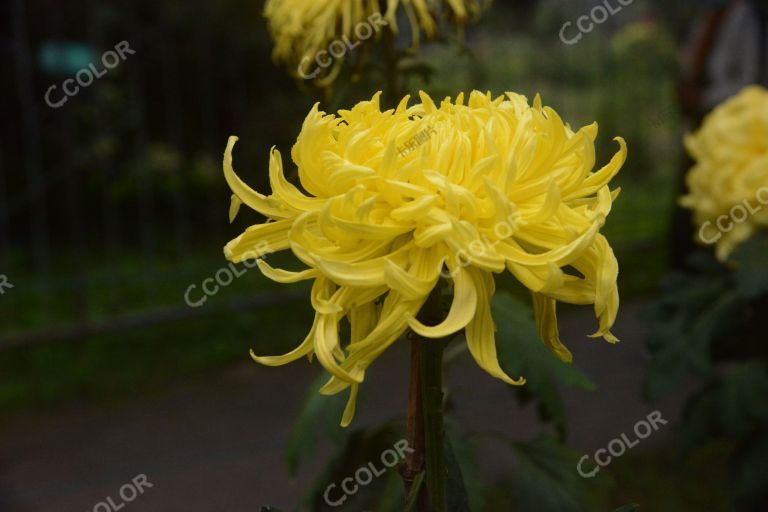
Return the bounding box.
[264,0,489,84]
[224,90,625,425]
[680,85,768,261]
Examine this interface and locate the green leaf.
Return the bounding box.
[306,424,405,511]
[373,470,407,512]
[404,472,425,512]
[259,507,282,512]
[681,362,768,453]
[642,268,739,400]
[731,430,768,506]
[444,435,471,512]
[730,232,768,300]
[508,434,591,512]
[285,371,349,476]
[491,292,594,437]
[446,423,484,511]
[612,505,639,512]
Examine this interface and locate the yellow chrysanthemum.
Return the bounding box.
[224,91,625,426]
[264,0,488,84]
[681,86,768,261]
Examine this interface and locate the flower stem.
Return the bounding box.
[421,330,447,511]
[402,288,447,512]
[402,335,428,510]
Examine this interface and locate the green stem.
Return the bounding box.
[421,329,447,512]
[402,335,428,510]
[401,287,447,512]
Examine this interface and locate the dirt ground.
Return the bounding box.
[0,301,689,511]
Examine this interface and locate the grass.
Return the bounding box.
[0,246,314,415]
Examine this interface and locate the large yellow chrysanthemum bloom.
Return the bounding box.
[224,91,625,425]
[264,0,488,84]
[681,86,768,261]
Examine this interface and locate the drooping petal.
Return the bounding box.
[250,313,318,366]
[223,137,288,219]
[225,87,626,427]
[531,292,573,363]
[406,261,477,338]
[465,268,525,385]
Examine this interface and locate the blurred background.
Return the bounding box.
[1,0,766,511]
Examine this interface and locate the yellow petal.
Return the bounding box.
[256,259,318,283]
[223,136,288,219]
[531,292,573,363]
[465,268,525,385]
[406,263,477,338]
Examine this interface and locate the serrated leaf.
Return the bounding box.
[681,363,768,453]
[642,269,739,400]
[307,424,404,511]
[508,434,591,512]
[491,292,594,437]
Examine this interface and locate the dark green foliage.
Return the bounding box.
[445,424,484,511]
[444,435,471,512]
[731,232,768,300]
[404,472,425,512]
[285,371,351,476]
[493,292,595,439]
[483,434,591,512]
[642,255,738,400]
[644,233,768,508]
[305,423,405,511]
[508,435,591,512]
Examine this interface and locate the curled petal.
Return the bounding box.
[465,268,525,385]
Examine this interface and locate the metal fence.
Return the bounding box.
[0,0,312,346]
[0,0,680,348]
